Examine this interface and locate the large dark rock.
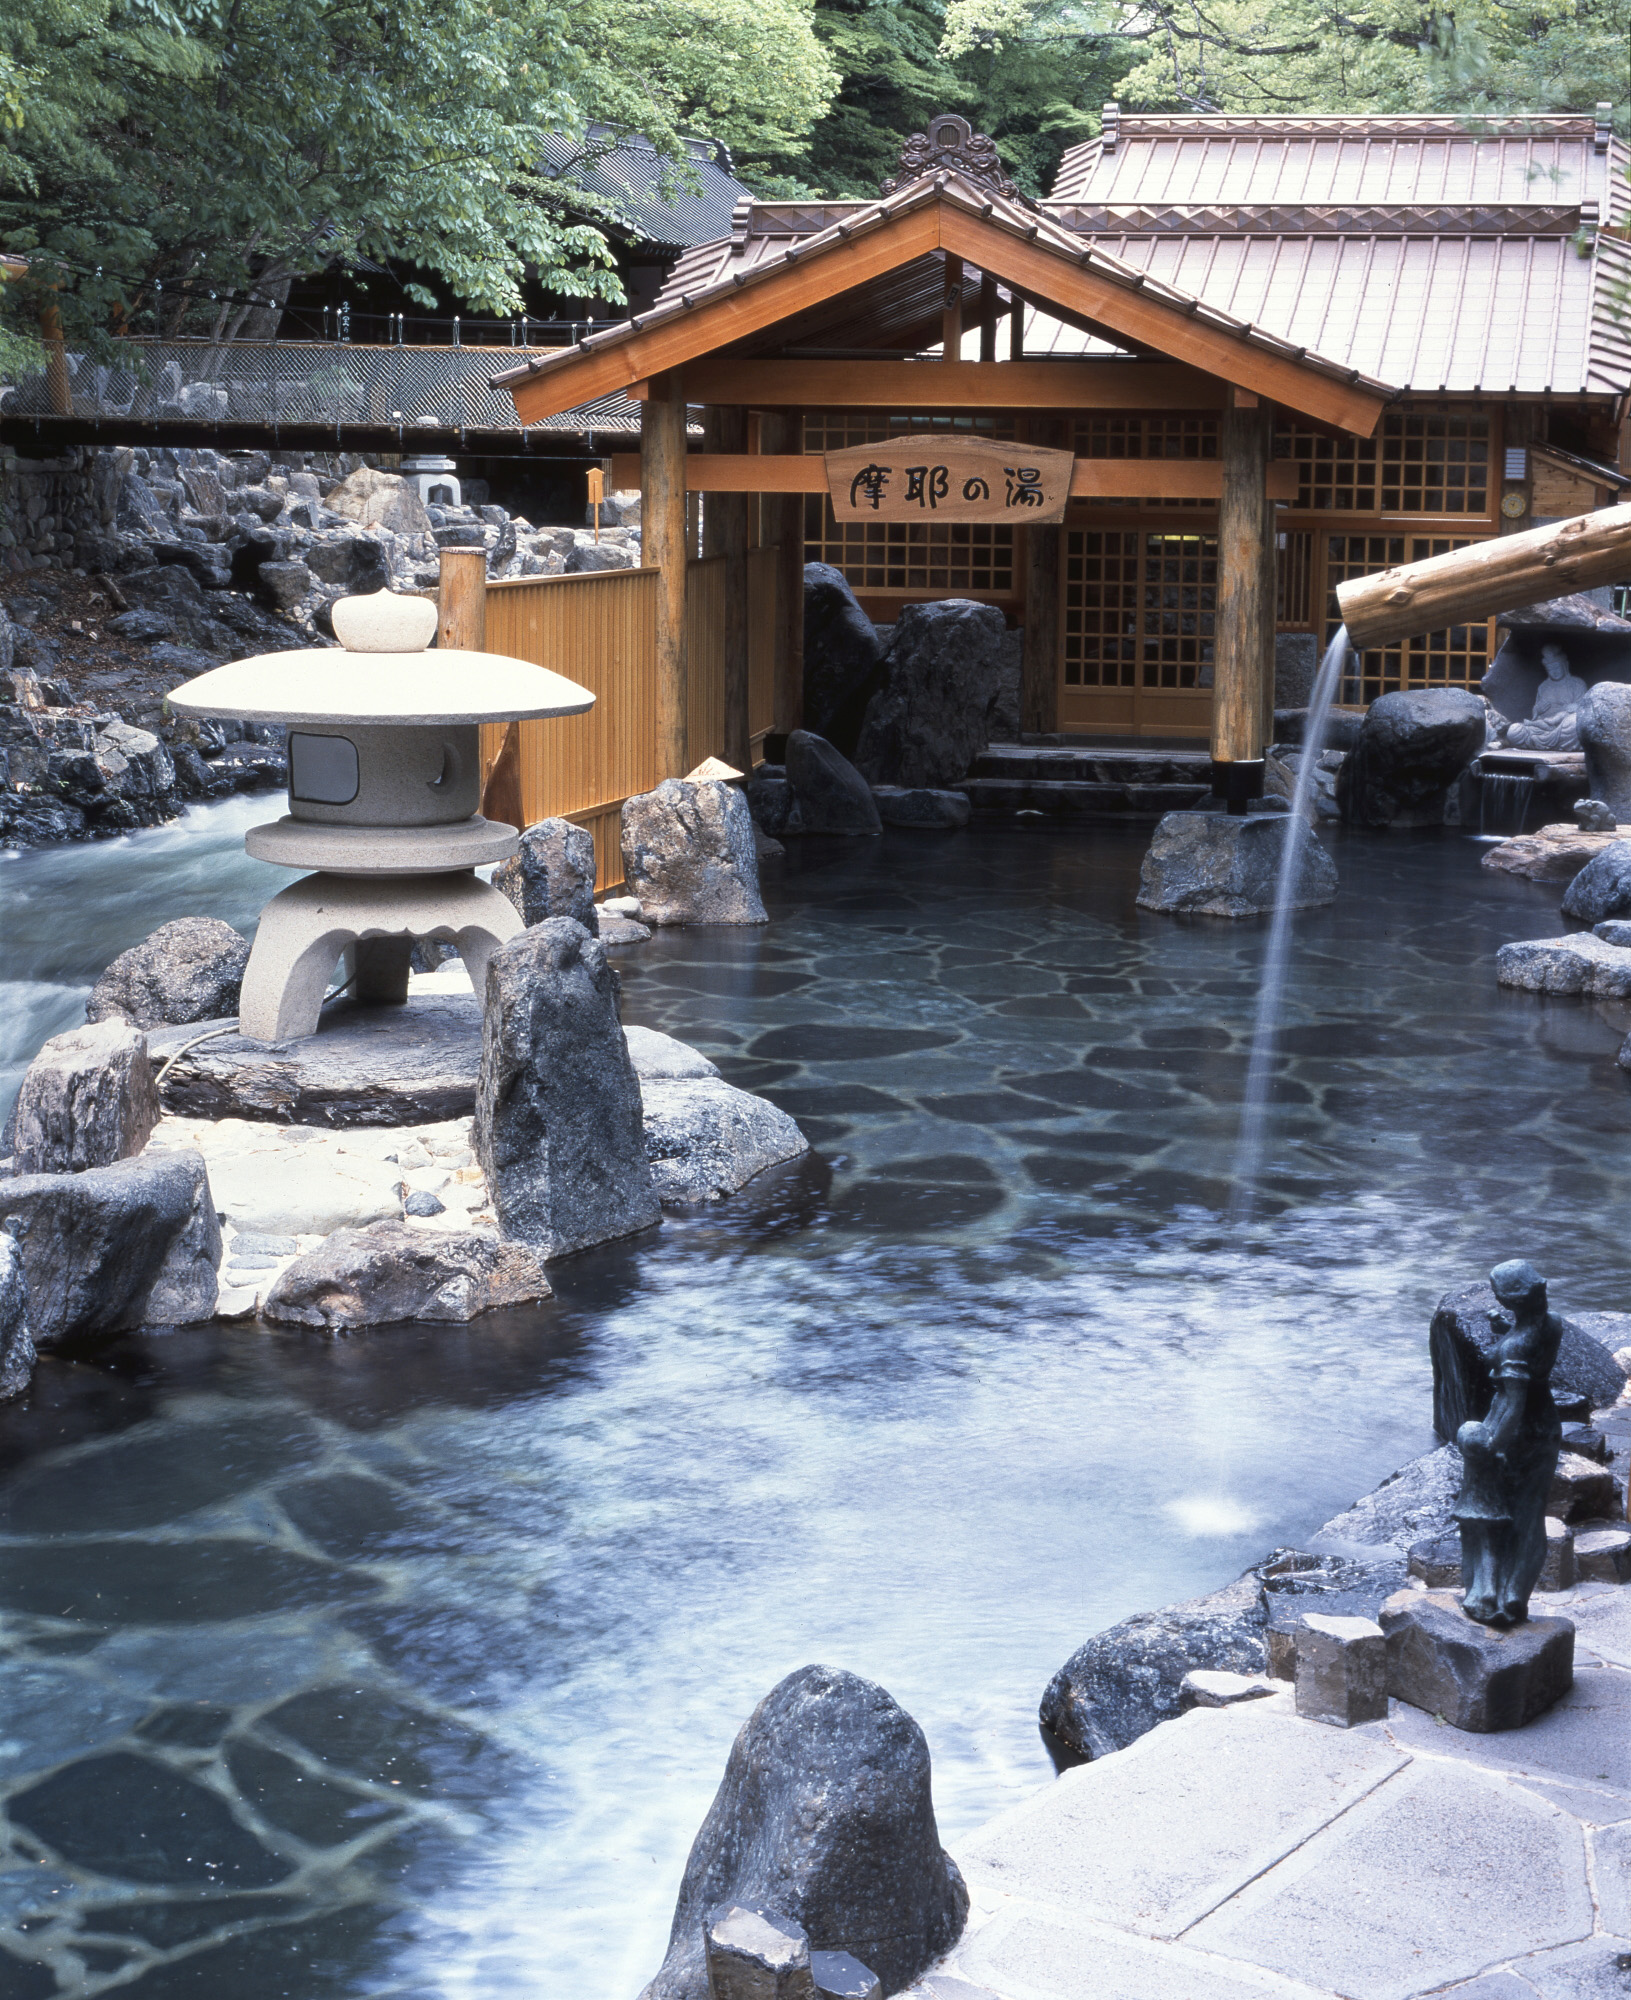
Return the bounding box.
[1337,689,1487,828]
[853,600,1010,789]
[1136,810,1338,917]
[1430,1280,1628,1439]
[621,780,767,926]
[1560,838,1631,923]
[640,1665,967,2000]
[474,920,662,1257]
[11,1020,159,1173]
[1578,680,1631,820]
[1039,1571,1268,1760]
[492,817,599,932]
[261,1222,551,1328]
[1258,1550,1411,1678]
[745,766,797,840]
[85,917,251,1029]
[0,1231,34,1400]
[0,1149,220,1340]
[1380,1589,1573,1732]
[803,564,885,755]
[784,732,881,836]
[871,787,971,831]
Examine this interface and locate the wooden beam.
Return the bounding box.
[1213,404,1273,772]
[936,208,1385,437]
[610,450,1300,500]
[642,374,689,780]
[675,358,1225,410]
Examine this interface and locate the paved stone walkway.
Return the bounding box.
[913,1516,1631,1997]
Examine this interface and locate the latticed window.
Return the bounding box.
[1278,413,1490,516]
[1324,534,1493,704]
[1278,531,1314,628]
[1063,531,1139,687]
[1063,531,1216,689]
[802,410,1016,591]
[1074,413,1219,460]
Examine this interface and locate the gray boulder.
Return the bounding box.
[1136,810,1338,917]
[803,563,885,755]
[1039,1572,1269,1760]
[474,920,661,1257]
[621,780,767,926]
[625,1026,720,1081]
[96,720,174,799]
[745,767,798,840]
[492,817,599,933]
[640,1665,967,2000]
[0,1232,34,1401]
[871,786,971,830]
[853,600,1009,789]
[1337,689,1487,827]
[565,540,635,574]
[257,559,314,610]
[1579,680,1631,820]
[641,1076,809,1206]
[261,1222,551,1329]
[1274,632,1320,709]
[325,466,433,537]
[1311,1446,1465,1556]
[785,732,881,836]
[1561,838,1631,924]
[86,917,251,1028]
[1431,1280,1627,1439]
[12,1020,160,1173]
[1,1149,221,1340]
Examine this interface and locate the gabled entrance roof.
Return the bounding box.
[493,167,1395,436]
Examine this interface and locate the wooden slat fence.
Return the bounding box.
[479,550,781,893]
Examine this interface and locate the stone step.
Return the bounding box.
[960,776,1212,820]
[970,743,1212,785]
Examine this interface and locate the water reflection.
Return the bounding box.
[0,811,1625,1996]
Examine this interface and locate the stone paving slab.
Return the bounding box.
[956,1696,1407,1940]
[1590,1822,1631,1935]
[952,1903,1333,2000]
[1508,1935,1631,1998]
[1384,1667,1631,1793]
[1565,1585,1631,1671]
[1182,1758,1594,2000]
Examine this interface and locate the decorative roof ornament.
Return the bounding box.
[881,114,1020,200]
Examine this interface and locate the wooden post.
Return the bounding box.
[642,372,690,779]
[1262,500,1281,747]
[761,410,804,737]
[1022,416,1064,736]
[705,406,752,772]
[943,255,963,361]
[441,549,520,827]
[979,273,999,364]
[1212,400,1272,808]
[39,303,71,417]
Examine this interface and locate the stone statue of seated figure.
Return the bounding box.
[1506,644,1588,752]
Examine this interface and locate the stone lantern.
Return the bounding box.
[169,589,593,1041]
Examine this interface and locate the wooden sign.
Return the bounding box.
[825,434,1074,526]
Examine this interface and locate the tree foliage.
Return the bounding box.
[0,0,835,347]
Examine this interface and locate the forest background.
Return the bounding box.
[1,0,1628,367]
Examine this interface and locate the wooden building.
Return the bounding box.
[494,108,1631,799]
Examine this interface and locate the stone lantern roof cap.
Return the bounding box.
[167,648,595,727]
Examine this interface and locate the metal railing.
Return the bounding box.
[4,338,588,432]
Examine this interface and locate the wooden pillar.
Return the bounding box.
[1212,399,1273,807]
[642,373,689,779]
[441,549,519,827]
[942,255,963,361]
[1262,500,1281,747]
[761,410,804,737]
[1022,416,1064,736]
[979,273,1000,364]
[704,406,751,771]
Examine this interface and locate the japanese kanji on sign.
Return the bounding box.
[824,435,1074,526]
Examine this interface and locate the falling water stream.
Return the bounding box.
[1229,626,1351,1224]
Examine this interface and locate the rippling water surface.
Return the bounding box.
[0,809,1626,1997]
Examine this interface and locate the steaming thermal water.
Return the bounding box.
[1,796,1627,1996]
[1229,625,1350,1223]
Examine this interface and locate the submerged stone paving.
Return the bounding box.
[0,822,1626,1994]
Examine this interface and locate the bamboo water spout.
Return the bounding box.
[1336,501,1631,649]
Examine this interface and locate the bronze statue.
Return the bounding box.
[1454,1260,1564,1627]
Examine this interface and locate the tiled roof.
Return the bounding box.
[537,128,752,251]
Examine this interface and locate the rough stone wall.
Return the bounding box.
[0,445,111,574]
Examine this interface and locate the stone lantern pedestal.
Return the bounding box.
[169,590,593,1040]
